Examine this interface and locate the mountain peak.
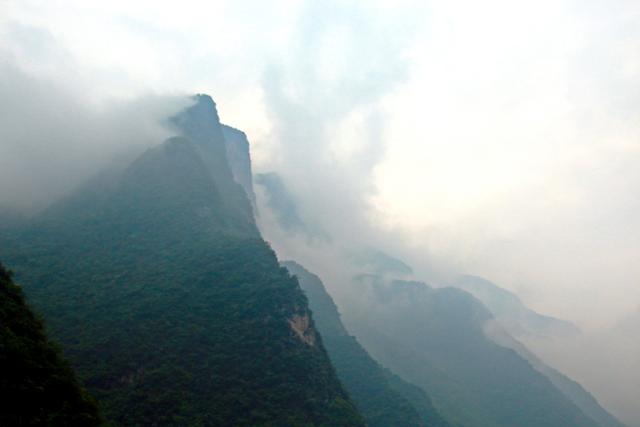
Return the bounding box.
[194,92,216,107]
[171,94,223,144]
[189,94,219,121]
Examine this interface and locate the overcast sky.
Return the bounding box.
[2,0,639,329]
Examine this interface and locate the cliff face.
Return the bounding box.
[172,94,256,229]
[0,95,365,427]
[222,124,257,213]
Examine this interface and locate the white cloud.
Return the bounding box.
[2,1,639,421]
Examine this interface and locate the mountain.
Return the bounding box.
[453,275,580,339]
[221,124,257,212]
[349,248,413,276]
[283,261,450,427]
[486,321,627,427]
[255,172,329,240]
[0,207,26,231]
[587,307,640,427]
[342,275,602,427]
[450,277,627,424]
[170,95,257,231]
[255,172,307,232]
[0,262,103,426]
[0,95,364,426]
[347,262,622,426]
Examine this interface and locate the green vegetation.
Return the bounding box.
[383,368,452,427]
[0,96,364,426]
[0,262,103,426]
[283,261,450,427]
[344,276,601,427]
[489,326,627,427]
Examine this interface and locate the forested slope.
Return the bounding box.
[343,276,602,427]
[283,261,450,427]
[0,95,364,426]
[0,262,103,426]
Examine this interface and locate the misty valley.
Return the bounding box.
[0,94,634,427]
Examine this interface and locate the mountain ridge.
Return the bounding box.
[283,260,450,427]
[0,95,365,426]
[343,275,603,427]
[453,274,580,339]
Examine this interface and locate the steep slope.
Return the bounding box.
[255,172,329,240]
[0,96,364,426]
[255,172,307,233]
[453,275,580,339]
[221,124,257,212]
[486,323,627,427]
[0,262,103,426]
[172,94,256,229]
[342,275,601,427]
[604,308,640,426]
[452,277,626,426]
[349,248,414,277]
[383,368,453,427]
[283,261,450,427]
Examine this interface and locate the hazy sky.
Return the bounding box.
[2,0,639,328]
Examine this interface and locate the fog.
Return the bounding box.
[0,35,191,212]
[2,1,639,425]
[252,3,640,424]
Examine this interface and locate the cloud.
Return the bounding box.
[256,0,414,248]
[369,0,640,328]
[2,1,639,423]
[0,26,190,213]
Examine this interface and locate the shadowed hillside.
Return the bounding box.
[283,260,451,427]
[0,262,103,426]
[0,95,364,427]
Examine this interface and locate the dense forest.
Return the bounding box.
[0,262,103,426]
[0,95,364,426]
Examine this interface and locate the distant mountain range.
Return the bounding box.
[0,93,627,427]
[283,260,450,427]
[449,276,626,427]
[340,274,607,427]
[452,274,580,340]
[256,155,627,427]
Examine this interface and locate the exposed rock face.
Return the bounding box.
[288,313,316,346]
[172,94,231,185]
[222,124,257,213]
[172,94,256,232]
